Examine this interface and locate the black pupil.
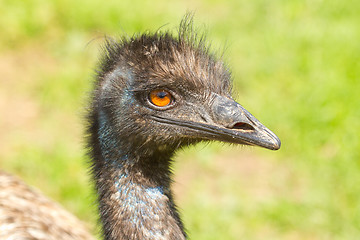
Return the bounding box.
[157,91,167,98]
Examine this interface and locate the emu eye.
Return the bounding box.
[149,89,173,107]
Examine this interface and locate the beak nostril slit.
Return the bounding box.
[200,115,208,123]
[231,122,255,131]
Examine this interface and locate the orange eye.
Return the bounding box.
[149,89,172,107]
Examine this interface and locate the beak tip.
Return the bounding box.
[273,141,281,150]
[270,136,281,150]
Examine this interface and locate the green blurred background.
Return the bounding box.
[1,0,359,239]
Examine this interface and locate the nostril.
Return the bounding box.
[231,122,255,131]
[200,115,208,123]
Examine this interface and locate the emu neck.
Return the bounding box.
[92,110,186,240]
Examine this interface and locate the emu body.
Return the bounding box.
[0,171,95,240]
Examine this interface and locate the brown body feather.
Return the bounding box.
[0,171,94,240]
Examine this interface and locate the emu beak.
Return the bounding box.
[210,94,281,150]
[151,94,281,150]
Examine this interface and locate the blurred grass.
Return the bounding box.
[0,0,359,239]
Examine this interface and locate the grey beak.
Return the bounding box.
[211,94,281,150]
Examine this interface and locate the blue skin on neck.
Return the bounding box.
[98,107,171,238]
[98,67,135,165]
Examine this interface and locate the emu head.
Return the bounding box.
[91,20,280,158]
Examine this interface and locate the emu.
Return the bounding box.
[0,16,280,240]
